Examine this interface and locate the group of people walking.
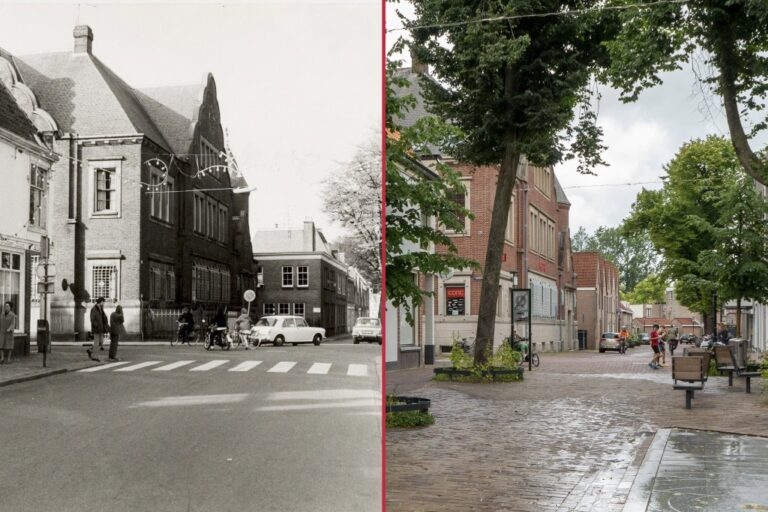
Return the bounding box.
[86,297,125,362]
[647,323,680,369]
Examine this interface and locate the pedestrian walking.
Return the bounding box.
[658,325,668,366]
[717,323,730,345]
[109,305,126,361]
[236,307,251,349]
[0,301,17,364]
[648,324,661,369]
[669,328,679,357]
[88,297,109,361]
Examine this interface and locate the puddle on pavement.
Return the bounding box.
[645,430,768,512]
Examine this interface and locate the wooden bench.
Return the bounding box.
[672,356,706,409]
[682,347,711,382]
[714,345,762,393]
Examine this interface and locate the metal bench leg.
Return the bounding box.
[685,389,693,409]
[729,372,733,386]
[746,377,751,394]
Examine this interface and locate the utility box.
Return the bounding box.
[37,319,50,354]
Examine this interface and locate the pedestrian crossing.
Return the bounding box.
[78,359,371,377]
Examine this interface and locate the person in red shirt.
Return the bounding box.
[648,324,661,369]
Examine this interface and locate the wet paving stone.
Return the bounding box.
[386,349,768,512]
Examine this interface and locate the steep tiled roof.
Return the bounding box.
[13,52,172,151]
[673,317,699,325]
[392,67,442,157]
[554,176,571,206]
[573,252,599,287]
[0,79,37,144]
[135,84,204,155]
[634,317,671,326]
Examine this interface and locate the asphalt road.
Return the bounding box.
[0,342,382,512]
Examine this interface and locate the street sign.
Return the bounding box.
[36,261,56,279]
[37,282,55,294]
[243,289,256,303]
[512,290,529,321]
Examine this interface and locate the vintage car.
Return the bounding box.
[249,315,325,346]
[352,317,381,345]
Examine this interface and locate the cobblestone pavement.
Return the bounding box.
[385,347,768,512]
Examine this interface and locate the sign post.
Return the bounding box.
[511,288,532,371]
[36,236,55,367]
[243,289,256,317]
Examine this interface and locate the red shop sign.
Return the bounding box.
[446,287,465,299]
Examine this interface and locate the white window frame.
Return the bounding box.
[297,266,308,287]
[29,163,48,230]
[278,303,290,315]
[89,160,122,218]
[504,194,516,244]
[282,266,294,288]
[263,303,276,315]
[293,303,305,317]
[87,258,120,302]
[0,249,24,331]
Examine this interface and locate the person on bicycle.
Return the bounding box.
[618,326,630,355]
[212,305,228,345]
[235,307,251,349]
[177,306,194,344]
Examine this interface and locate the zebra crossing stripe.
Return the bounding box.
[114,361,163,372]
[153,361,196,371]
[190,360,229,371]
[307,363,332,375]
[78,361,132,372]
[267,361,297,373]
[347,364,368,377]
[229,361,262,372]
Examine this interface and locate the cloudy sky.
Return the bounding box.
[0,0,381,241]
[386,3,768,235]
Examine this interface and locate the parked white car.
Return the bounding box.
[249,315,325,346]
[352,317,381,345]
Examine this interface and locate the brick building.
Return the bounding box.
[573,252,620,349]
[252,221,369,337]
[8,25,255,339]
[0,49,58,348]
[394,63,578,354]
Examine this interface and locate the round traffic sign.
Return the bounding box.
[243,289,256,302]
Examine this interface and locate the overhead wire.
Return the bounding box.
[387,0,689,33]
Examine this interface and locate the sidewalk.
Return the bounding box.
[386,348,768,511]
[0,347,100,388]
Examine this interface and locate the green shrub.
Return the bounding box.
[436,341,524,383]
[386,410,435,428]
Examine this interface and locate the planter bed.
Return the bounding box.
[433,366,524,381]
[386,396,431,414]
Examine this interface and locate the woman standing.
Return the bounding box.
[109,305,126,362]
[1,302,17,364]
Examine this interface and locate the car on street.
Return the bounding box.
[680,333,698,345]
[698,336,712,350]
[352,317,381,344]
[639,333,650,345]
[249,315,325,346]
[599,332,622,353]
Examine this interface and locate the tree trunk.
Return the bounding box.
[473,64,519,365]
[716,35,766,186]
[736,298,741,337]
[473,141,518,364]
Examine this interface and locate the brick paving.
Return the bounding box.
[385,347,768,511]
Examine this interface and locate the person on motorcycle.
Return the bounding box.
[618,327,630,355]
[235,307,252,349]
[177,306,194,344]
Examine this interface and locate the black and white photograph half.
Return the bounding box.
[0,2,382,511]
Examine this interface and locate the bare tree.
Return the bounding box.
[323,139,382,291]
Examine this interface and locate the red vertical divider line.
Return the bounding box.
[380,0,387,511]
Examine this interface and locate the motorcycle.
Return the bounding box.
[203,324,232,351]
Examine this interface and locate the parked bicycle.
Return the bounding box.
[231,328,250,350]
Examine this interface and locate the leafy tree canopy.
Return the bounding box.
[624,274,666,305]
[385,53,478,323]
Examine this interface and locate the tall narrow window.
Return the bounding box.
[29,164,47,228]
[95,168,116,213]
[297,266,308,287]
[282,266,293,287]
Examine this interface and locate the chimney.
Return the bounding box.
[303,221,315,252]
[410,47,427,74]
[73,25,93,54]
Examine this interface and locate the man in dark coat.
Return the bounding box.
[87,297,109,361]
